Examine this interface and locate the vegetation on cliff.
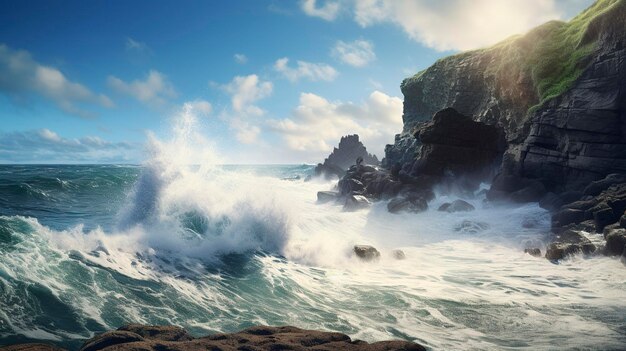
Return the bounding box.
[403,0,624,113]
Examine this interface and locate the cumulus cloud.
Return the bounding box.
[332,39,376,67]
[0,129,138,163]
[301,0,340,21]
[233,53,248,64]
[268,90,402,160]
[0,44,113,118]
[274,58,338,82]
[108,70,176,106]
[302,0,567,51]
[221,74,273,144]
[184,99,212,116]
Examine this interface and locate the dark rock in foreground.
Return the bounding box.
[524,248,542,257]
[1,325,425,351]
[438,199,475,213]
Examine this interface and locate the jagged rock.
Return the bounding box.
[545,230,596,261]
[391,249,406,260]
[343,195,371,211]
[314,135,379,179]
[338,178,365,195]
[35,325,426,351]
[584,174,626,196]
[387,196,428,214]
[605,229,626,256]
[455,220,490,233]
[317,191,341,203]
[438,199,475,213]
[354,245,381,261]
[524,248,542,257]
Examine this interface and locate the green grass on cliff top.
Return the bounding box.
[407,0,623,113]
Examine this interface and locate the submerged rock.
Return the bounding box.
[354,245,381,261]
[524,248,542,257]
[438,199,475,213]
[317,191,341,203]
[391,249,406,260]
[343,195,371,211]
[455,220,490,234]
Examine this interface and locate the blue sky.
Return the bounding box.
[0,0,593,164]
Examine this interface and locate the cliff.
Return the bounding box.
[385,0,626,192]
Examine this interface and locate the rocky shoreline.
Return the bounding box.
[0,325,425,351]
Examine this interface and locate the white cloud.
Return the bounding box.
[0,44,113,118]
[221,74,273,144]
[274,57,338,82]
[301,0,340,21]
[108,70,176,106]
[268,90,403,160]
[332,39,376,67]
[303,0,567,51]
[0,128,138,163]
[184,99,212,116]
[234,53,248,64]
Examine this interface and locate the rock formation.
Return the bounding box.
[314,135,379,179]
[0,325,425,351]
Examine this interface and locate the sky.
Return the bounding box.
[0,0,594,164]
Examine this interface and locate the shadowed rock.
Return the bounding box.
[438,199,475,213]
[354,245,381,261]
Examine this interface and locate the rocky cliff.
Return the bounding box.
[384,0,626,192]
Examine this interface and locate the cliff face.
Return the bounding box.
[385,0,626,192]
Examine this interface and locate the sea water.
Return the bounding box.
[0,107,625,350]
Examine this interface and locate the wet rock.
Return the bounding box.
[338,177,365,195]
[0,344,67,351]
[80,331,144,351]
[317,191,341,203]
[117,324,193,342]
[545,230,596,261]
[354,245,381,261]
[63,325,427,351]
[438,199,475,213]
[455,220,490,233]
[583,174,626,197]
[605,229,626,256]
[524,248,542,257]
[552,208,586,229]
[387,196,428,214]
[391,249,406,260]
[343,195,371,211]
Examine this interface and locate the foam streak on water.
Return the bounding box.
[0,105,625,350]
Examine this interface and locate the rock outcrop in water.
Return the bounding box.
[314,135,379,179]
[0,325,425,351]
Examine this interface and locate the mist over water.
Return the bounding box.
[1,106,625,350]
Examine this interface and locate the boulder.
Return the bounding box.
[80,331,144,351]
[545,230,596,261]
[605,229,626,256]
[438,199,475,213]
[354,245,381,261]
[583,174,626,196]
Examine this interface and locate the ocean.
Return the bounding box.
[1,114,625,351]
